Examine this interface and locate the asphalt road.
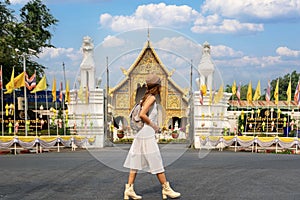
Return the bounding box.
[0,145,300,200]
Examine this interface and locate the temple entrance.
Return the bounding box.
[114,116,128,130]
[167,117,188,131]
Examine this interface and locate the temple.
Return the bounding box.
[109,40,189,130]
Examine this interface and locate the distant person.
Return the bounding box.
[123,74,180,199]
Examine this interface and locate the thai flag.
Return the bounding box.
[199,91,203,105]
[25,72,36,90]
[294,80,300,106]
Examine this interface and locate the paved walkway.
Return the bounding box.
[0,145,300,200]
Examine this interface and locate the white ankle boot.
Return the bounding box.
[162,182,181,199]
[124,184,142,200]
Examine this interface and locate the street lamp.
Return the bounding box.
[9,103,14,116]
[40,104,44,118]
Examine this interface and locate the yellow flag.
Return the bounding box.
[214,85,223,104]
[247,81,252,104]
[200,84,207,96]
[232,80,236,95]
[13,72,25,89]
[286,79,291,103]
[52,78,56,102]
[65,80,70,103]
[253,80,261,101]
[274,79,279,105]
[4,68,15,94]
[31,75,47,93]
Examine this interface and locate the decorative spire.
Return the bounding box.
[197,41,215,90]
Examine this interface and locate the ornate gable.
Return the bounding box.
[127,41,169,76]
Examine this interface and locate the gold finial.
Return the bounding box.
[120,66,128,75]
[168,68,175,76]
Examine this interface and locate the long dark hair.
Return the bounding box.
[141,84,160,106]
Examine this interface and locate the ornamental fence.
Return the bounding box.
[0,136,96,155]
[197,135,299,154]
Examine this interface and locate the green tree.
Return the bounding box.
[240,84,250,100]
[0,0,58,85]
[270,70,299,101]
[226,71,299,101]
[225,82,253,100]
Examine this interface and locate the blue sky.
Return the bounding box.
[9,0,300,91]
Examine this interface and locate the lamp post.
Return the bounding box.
[22,53,28,136]
[40,104,44,133]
[40,104,44,118]
[9,103,14,116]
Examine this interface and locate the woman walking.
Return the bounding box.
[123,74,181,199]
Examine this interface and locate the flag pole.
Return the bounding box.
[22,54,28,136]
[246,81,251,134]
[11,66,16,136]
[253,80,260,135]
[266,103,269,133]
[35,92,38,136]
[46,90,50,136]
[13,85,16,136]
[277,104,279,133]
[62,83,66,136]
[287,76,291,137]
[296,78,300,138]
[266,80,270,133]
[1,65,4,136]
[62,62,67,136]
[276,79,279,133]
[1,84,3,136]
[55,101,58,136]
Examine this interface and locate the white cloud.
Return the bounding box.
[192,17,264,34]
[201,0,300,20]
[35,47,82,88]
[211,45,243,58]
[99,3,198,32]
[99,3,265,34]
[135,3,198,26]
[260,55,282,67]
[215,56,258,68]
[102,35,125,47]
[153,36,202,69]
[9,0,30,4]
[276,46,300,57]
[215,54,284,69]
[39,47,80,61]
[154,36,201,55]
[99,13,113,27]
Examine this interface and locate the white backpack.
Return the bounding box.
[129,102,144,132]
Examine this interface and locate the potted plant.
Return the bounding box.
[117,129,125,139]
[171,130,179,139]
